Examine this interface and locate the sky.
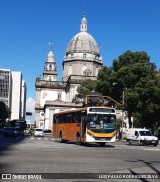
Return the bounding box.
[0,0,160,122]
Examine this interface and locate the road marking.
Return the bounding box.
[24,137,56,142]
[142,148,160,151]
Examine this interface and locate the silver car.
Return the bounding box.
[34,128,43,137]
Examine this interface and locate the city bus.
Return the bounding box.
[52,106,117,146]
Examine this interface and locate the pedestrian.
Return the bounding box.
[119,130,122,140]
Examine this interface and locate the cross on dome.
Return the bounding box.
[83,8,86,17]
[49,40,53,51]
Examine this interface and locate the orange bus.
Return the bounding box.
[53,106,117,146]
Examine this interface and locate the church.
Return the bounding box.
[35,12,103,130]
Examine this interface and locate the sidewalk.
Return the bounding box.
[116,138,160,145]
[116,138,127,142]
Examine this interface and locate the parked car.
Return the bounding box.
[127,128,159,146]
[43,129,52,133]
[34,128,43,137]
[3,127,17,137]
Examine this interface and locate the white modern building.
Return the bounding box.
[21,80,27,120]
[0,68,27,120]
[35,12,103,130]
[0,69,12,108]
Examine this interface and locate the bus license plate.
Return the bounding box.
[152,141,155,143]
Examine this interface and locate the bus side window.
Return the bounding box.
[59,115,62,123]
[65,114,72,123]
[72,112,76,123]
[63,114,67,123]
[68,114,72,123]
[53,115,56,124]
[82,113,87,123]
[77,112,81,123]
[57,115,62,123]
[54,115,61,124]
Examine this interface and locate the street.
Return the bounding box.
[0,134,160,182]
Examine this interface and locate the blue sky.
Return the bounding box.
[0,0,160,121]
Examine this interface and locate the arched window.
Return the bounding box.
[83,69,91,76]
[95,67,98,76]
[48,76,52,81]
[83,54,86,59]
[49,64,52,71]
[57,93,62,99]
[82,64,87,75]
[68,64,72,76]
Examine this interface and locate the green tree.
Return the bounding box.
[77,79,97,96]
[72,79,97,104]
[134,76,160,130]
[96,50,160,129]
[0,101,11,120]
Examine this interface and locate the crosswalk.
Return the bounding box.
[24,136,56,141]
[1,135,160,151]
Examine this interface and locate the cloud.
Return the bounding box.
[26,97,35,112]
[26,97,36,123]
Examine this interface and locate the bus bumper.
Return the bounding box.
[86,133,116,143]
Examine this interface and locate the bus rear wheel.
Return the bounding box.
[59,132,63,143]
[76,134,81,145]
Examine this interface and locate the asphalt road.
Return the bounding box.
[0,134,160,182]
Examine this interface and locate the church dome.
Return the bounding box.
[66,31,99,55]
[62,11,103,82]
[65,13,100,57]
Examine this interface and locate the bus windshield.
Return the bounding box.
[87,114,116,130]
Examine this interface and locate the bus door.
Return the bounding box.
[81,111,87,141]
[53,115,59,138]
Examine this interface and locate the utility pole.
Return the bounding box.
[121,90,124,140]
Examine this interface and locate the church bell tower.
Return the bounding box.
[43,42,57,81]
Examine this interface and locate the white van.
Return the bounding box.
[126,128,159,146]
